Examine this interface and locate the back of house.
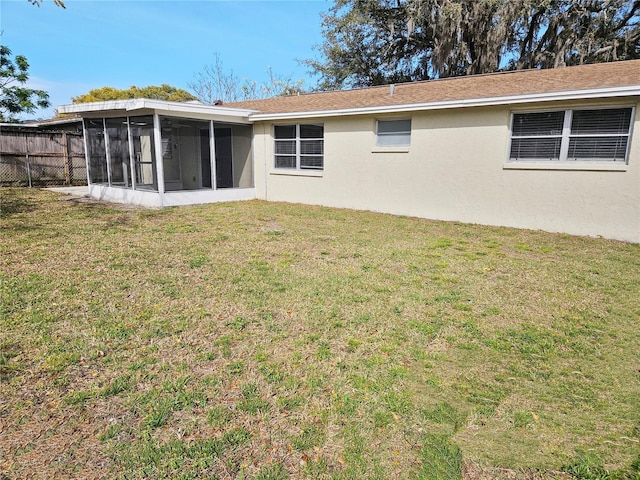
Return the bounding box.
[59,59,640,243]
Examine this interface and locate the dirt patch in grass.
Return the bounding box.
[1,187,639,479]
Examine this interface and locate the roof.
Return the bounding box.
[226,60,640,120]
[0,116,82,128]
[57,98,257,123]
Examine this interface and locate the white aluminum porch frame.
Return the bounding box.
[83,112,255,207]
[87,183,256,208]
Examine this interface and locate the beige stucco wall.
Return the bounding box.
[232,124,254,188]
[253,98,640,243]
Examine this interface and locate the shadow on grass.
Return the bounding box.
[0,189,36,217]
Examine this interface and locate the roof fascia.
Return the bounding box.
[57,98,257,122]
[249,86,640,121]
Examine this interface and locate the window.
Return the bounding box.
[509,108,633,163]
[376,119,411,147]
[274,123,324,170]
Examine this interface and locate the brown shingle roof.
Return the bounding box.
[226,60,640,116]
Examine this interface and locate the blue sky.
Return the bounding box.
[1,0,330,119]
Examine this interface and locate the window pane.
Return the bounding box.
[275,155,296,169]
[510,137,562,160]
[275,140,296,155]
[300,156,323,169]
[568,136,628,161]
[300,139,323,155]
[377,132,411,146]
[512,111,564,136]
[84,119,108,184]
[571,108,632,135]
[275,125,296,139]
[378,119,411,134]
[300,124,323,138]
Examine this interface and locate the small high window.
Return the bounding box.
[509,108,633,163]
[376,119,411,147]
[274,123,324,170]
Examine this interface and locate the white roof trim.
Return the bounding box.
[249,85,640,121]
[55,85,639,123]
[57,98,257,119]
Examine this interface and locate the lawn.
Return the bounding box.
[1,187,639,480]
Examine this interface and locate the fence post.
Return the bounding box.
[62,131,71,185]
[26,154,32,188]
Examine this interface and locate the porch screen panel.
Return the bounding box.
[105,117,131,187]
[84,119,108,184]
[129,116,157,190]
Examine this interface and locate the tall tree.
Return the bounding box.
[28,0,66,8]
[72,84,198,103]
[188,53,305,104]
[0,45,50,122]
[306,0,640,90]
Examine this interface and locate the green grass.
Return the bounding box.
[1,187,639,479]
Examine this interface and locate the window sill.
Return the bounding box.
[270,169,324,177]
[503,162,628,172]
[372,146,410,153]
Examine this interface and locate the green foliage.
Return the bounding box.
[306,0,640,89]
[0,45,50,121]
[71,84,197,103]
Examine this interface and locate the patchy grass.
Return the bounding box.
[1,187,639,479]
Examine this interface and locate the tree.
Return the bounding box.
[188,53,305,104]
[0,45,50,122]
[28,0,66,8]
[72,84,198,103]
[305,0,640,90]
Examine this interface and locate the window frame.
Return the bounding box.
[273,123,324,171]
[507,106,634,166]
[375,118,412,148]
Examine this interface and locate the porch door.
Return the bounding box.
[200,129,212,188]
[214,127,233,189]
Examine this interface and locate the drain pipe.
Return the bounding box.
[263,122,268,201]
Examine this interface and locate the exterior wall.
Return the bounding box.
[232,124,253,188]
[253,98,640,243]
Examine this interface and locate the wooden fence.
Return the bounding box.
[0,128,87,186]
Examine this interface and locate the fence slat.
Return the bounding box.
[0,129,87,187]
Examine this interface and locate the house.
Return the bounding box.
[57,60,640,243]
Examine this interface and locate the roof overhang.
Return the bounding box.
[249,85,640,121]
[57,98,258,124]
[55,85,640,124]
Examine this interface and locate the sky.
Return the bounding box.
[0,0,330,119]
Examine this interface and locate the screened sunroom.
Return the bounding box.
[59,99,256,207]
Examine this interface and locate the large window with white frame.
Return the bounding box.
[376,119,411,147]
[274,123,324,170]
[509,107,633,163]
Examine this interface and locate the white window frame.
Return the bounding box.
[375,118,412,148]
[508,106,634,166]
[274,123,324,171]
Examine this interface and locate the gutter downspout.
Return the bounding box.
[263,122,268,201]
